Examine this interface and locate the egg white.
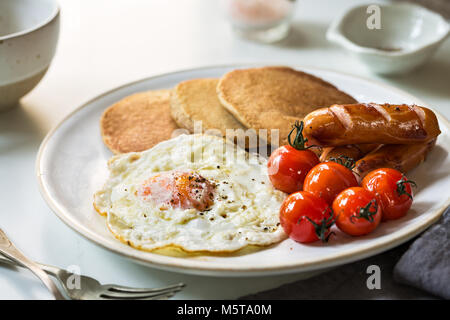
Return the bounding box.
[94,134,287,253]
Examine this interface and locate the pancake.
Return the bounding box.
[100,89,179,154]
[217,66,357,146]
[171,78,253,147]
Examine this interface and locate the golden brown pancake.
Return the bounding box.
[217,66,357,146]
[171,78,255,147]
[100,90,178,154]
[171,78,247,134]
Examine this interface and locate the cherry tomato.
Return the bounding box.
[362,168,416,221]
[333,187,382,236]
[303,157,358,205]
[268,121,319,194]
[280,191,335,243]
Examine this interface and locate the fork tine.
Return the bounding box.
[137,291,177,300]
[106,282,185,294]
[100,286,182,300]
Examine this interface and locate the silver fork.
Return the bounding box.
[0,229,65,300]
[0,249,185,300]
[0,255,185,300]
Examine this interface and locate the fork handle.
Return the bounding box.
[0,255,20,267]
[0,229,65,300]
[0,254,60,276]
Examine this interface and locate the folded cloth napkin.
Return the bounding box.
[240,207,449,300]
[394,207,450,299]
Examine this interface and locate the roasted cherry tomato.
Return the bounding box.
[268,121,319,194]
[362,168,416,221]
[280,191,335,243]
[303,156,358,205]
[333,187,382,236]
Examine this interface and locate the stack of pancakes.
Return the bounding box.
[100,66,357,154]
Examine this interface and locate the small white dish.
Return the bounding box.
[36,65,450,277]
[327,3,450,75]
[0,0,60,111]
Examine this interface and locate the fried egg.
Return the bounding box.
[94,134,287,253]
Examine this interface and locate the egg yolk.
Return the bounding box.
[138,171,215,211]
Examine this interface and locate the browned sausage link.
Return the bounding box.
[303,103,441,147]
[354,139,436,178]
[319,144,380,162]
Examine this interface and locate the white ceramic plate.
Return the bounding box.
[37,65,450,276]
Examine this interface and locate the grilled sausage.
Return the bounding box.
[354,139,436,178]
[303,103,441,147]
[320,144,380,162]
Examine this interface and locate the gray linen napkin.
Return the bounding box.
[240,207,449,300]
[394,207,450,299]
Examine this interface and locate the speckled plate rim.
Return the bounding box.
[36,64,450,276]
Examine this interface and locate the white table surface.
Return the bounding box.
[0,0,449,300]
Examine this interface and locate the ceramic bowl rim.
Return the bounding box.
[327,2,450,57]
[0,0,60,41]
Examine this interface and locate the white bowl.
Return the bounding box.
[327,3,449,75]
[0,0,60,111]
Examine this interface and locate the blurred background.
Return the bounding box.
[16,0,449,133]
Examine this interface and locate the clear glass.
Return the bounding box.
[222,0,297,43]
